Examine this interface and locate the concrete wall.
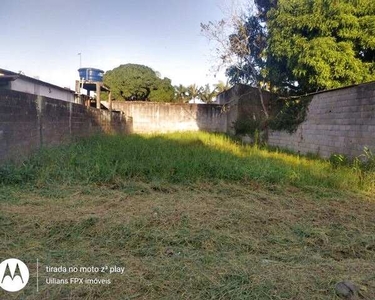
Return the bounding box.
[111,101,238,134]
[4,81,372,162]
[216,84,274,128]
[10,78,74,102]
[0,89,129,162]
[268,82,375,158]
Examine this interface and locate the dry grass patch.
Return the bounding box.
[1,132,374,299]
[1,181,375,299]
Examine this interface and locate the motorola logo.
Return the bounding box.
[0,258,29,292]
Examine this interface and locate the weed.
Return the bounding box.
[329,153,349,168]
[0,132,372,193]
[1,133,375,299]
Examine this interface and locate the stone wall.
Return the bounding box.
[0,89,129,162]
[268,82,375,158]
[111,101,237,134]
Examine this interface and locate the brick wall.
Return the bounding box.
[268,82,375,158]
[0,89,129,162]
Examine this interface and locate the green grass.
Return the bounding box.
[1,132,374,192]
[0,132,374,299]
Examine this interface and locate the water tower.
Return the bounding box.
[75,67,112,111]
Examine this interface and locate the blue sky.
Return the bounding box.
[1,0,231,89]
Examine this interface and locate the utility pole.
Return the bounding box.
[78,52,82,68]
[77,52,83,97]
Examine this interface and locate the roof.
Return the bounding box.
[82,82,110,92]
[0,68,75,94]
[0,75,19,83]
[78,67,104,73]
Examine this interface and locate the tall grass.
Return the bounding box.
[1,132,375,299]
[0,132,373,192]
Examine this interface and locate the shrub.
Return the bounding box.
[269,96,312,133]
[329,154,349,169]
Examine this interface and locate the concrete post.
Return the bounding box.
[96,83,101,109]
[69,102,72,136]
[75,80,80,94]
[108,91,112,113]
[87,88,90,108]
[36,96,44,147]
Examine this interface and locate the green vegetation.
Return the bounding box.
[269,95,313,133]
[234,94,313,136]
[174,84,189,102]
[1,132,374,191]
[203,0,375,94]
[186,84,202,102]
[198,84,217,103]
[233,118,264,141]
[174,83,230,103]
[103,64,175,102]
[202,0,375,139]
[103,64,229,103]
[1,132,375,299]
[268,0,375,93]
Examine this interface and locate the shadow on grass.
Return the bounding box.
[1,132,375,299]
[0,132,369,192]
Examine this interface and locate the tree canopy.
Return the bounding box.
[267,0,375,93]
[173,82,231,103]
[205,0,375,95]
[201,3,270,116]
[104,64,175,102]
[174,84,188,102]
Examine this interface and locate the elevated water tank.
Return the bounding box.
[78,68,104,82]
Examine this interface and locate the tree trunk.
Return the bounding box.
[257,83,269,119]
[248,63,269,119]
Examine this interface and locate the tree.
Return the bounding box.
[267,0,375,93]
[200,84,217,103]
[148,77,175,103]
[214,80,231,93]
[186,84,203,100]
[203,0,375,96]
[174,84,188,102]
[103,64,175,102]
[201,1,270,117]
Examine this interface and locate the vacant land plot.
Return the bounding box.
[1,132,374,299]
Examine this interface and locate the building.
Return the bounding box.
[215,84,274,119]
[0,68,75,102]
[215,84,270,105]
